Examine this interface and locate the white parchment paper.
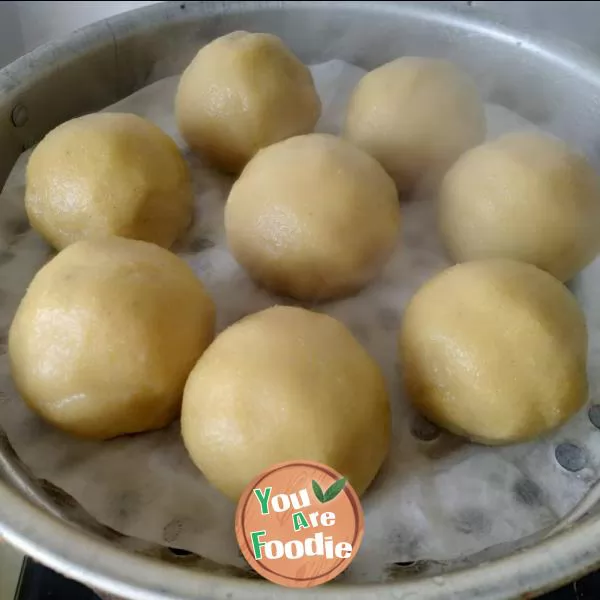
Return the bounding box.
[1,60,600,583]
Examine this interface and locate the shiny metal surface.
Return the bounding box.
[2,2,600,598]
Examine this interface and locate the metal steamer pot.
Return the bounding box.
[2,2,600,598]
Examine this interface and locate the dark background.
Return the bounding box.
[14,558,600,599]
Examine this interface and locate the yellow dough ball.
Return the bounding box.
[25,113,193,250]
[175,31,321,173]
[439,132,600,281]
[9,237,215,439]
[225,134,400,300]
[399,260,588,444]
[181,306,390,500]
[344,57,485,190]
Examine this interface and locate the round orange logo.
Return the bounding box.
[235,460,364,587]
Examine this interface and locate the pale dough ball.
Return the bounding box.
[225,133,400,300]
[9,237,215,439]
[399,260,587,444]
[175,31,321,173]
[439,132,600,282]
[344,57,485,190]
[25,113,193,250]
[181,306,390,500]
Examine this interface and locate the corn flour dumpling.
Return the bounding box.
[175,31,321,173]
[344,57,485,191]
[439,131,600,281]
[225,133,400,300]
[181,306,391,500]
[9,237,215,439]
[25,112,193,250]
[399,260,588,444]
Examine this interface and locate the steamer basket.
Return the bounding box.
[2,2,600,598]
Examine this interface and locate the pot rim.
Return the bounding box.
[3,476,600,599]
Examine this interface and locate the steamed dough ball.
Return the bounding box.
[399,260,587,444]
[439,132,600,281]
[225,134,400,300]
[181,306,390,500]
[25,113,192,250]
[344,57,485,190]
[9,237,215,439]
[175,31,321,173]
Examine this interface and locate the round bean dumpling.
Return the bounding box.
[399,260,588,444]
[344,57,485,190]
[225,133,400,300]
[181,306,391,500]
[175,31,321,173]
[9,237,215,439]
[439,131,600,281]
[25,113,193,250]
